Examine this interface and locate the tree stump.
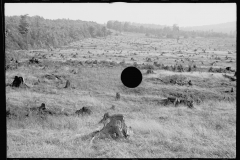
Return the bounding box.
[11,76,24,87]
[116,92,120,100]
[64,80,70,88]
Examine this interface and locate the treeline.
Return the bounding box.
[107,20,234,38]
[5,15,110,50]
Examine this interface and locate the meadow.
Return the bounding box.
[6,31,236,158]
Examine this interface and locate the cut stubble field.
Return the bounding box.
[6,32,236,158]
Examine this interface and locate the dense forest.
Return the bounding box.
[106,20,235,39]
[5,15,110,50]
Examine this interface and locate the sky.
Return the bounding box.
[5,3,236,27]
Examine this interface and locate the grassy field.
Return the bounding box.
[6,32,236,158]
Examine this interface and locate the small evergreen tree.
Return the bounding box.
[102,26,107,37]
[18,14,30,50]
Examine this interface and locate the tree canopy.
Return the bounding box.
[106,20,233,39]
[5,15,110,50]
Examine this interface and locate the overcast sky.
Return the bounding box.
[5,3,236,27]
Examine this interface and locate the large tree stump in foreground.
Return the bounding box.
[89,113,132,144]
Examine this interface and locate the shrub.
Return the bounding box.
[141,64,154,70]
[166,34,174,38]
[176,64,184,72]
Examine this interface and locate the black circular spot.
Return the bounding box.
[121,66,142,88]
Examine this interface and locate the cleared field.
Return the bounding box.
[6,32,236,158]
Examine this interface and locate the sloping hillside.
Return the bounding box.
[5,15,110,50]
[7,32,236,158]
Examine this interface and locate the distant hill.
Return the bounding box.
[130,22,167,29]
[107,20,234,38]
[180,21,236,34]
[124,21,236,35]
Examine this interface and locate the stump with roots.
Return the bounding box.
[75,107,92,116]
[89,114,131,145]
[160,97,194,108]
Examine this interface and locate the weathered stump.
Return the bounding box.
[64,80,71,88]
